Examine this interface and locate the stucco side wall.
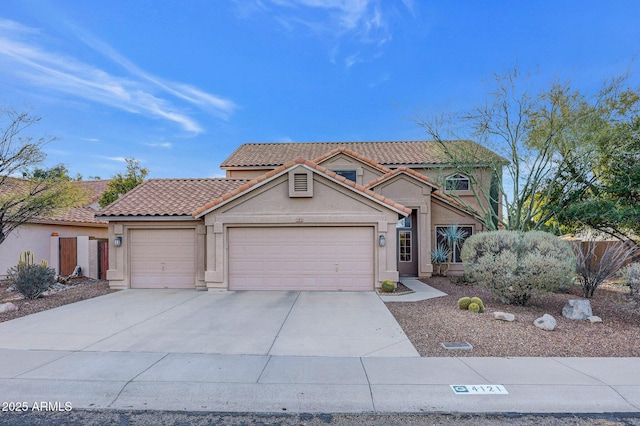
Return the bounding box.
[106,220,206,290]
[225,169,275,179]
[412,166,496,215]
[371,175,434,277]
[316,153,385,186]
[203,169,401,290]
[431,199,486,275]
[0,223,107,278]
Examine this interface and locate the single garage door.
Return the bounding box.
[228,227,374,291]
[130,229,196,289]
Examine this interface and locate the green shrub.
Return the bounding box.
[457,297,472,310]
[470,297,485,312]
[461,230,575,306]
[381,280,396,293]
[468,302,481,313]
[6,263,56,299]
[619,263,640,306]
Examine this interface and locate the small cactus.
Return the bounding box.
[18,250,35,266]
[468,302,481,313]
[457,297,472,310]
[381,280,396,293]
[470,297,485,313]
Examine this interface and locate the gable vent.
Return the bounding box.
[289,169,313,197]
[293,173,308,192]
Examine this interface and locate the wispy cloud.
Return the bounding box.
[144,142,172,148]
[0,19,236,133]
[238,0,413,67]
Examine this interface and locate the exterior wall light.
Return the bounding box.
[114,236,122,247]
[379,234,386,247]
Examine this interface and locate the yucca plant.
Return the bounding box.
[431,244,450,276]
[438,225,468,276]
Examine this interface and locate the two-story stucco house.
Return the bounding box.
[99,141,504,291]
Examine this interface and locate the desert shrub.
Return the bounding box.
[457,297,472,310]
[468,302,480,313]
[573,239,634,298]
[381,280,396,293]
[470,297,485,312]
[6,263,56,299]
[461,230,575,306]
[619,263,640,306]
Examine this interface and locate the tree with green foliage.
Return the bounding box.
[98,158,148,208]
[0,108,88,245]
[417,68,640,257]
[416,69,586,232]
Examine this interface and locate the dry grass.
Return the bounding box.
[386,276,640,357]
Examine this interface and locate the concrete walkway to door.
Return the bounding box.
[0,289,418,357]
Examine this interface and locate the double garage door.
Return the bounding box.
[228,227,374,291]
[129,226,374,291]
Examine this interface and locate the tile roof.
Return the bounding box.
[365,166,440,189]
[193,157,411,217]
[98,178,251,217]
[74,180,110,203]
[221,140,506,168]
[0,177,109,225]
[311,147,392,173]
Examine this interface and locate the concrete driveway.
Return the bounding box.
[0,290,418,357]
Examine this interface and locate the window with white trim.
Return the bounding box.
[398,231,412,262]
[445,173,470,191]
[435,226,473,263]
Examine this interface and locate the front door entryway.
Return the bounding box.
[397,209,418,276]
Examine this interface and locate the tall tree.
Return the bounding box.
[0,108,87,245]
[98,158,148,208]
[416,69,583,232]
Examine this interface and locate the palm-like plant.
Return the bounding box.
[431,244,450,276]
[438,225,469,276]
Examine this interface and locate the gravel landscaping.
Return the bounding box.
[0,278,117,323]
[386,276,640,357]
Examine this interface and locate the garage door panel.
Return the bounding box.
[130,229,196,289]
[229,227,374,291]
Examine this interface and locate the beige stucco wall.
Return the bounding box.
[413,166,498,216]
[371,174,435,277]
[202,166,402,290]
[316,153,385,185]
[225,169,276,179]
[431,199,486,275]
[0,223,107,278]
[106,220,206,290]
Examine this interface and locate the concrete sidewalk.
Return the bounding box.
[1,349,639,413]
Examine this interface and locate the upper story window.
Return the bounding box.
[445,173,470,191]
[334,170,357,182]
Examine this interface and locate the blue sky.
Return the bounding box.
[1,1,639,179]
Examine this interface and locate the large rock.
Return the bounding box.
[493,311,515,322]
[0,302,18,314]
[534,314,556,331]
[562,299,593,320]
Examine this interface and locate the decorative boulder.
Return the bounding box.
[493,311,515,322]
[562,299,593,320]
[534,314,556,331]
[0,302,18,314]
[587,316,603,323]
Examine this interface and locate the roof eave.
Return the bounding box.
[95,215,198,222]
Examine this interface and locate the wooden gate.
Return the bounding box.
[59,237,77,276]
[98,240,109,279]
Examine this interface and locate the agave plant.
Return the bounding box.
[438,225,468,276]
[431,244,450,276]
